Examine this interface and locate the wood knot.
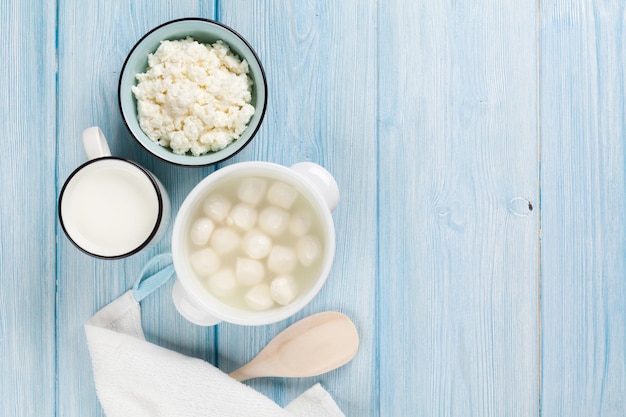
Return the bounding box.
[509,197,533,216]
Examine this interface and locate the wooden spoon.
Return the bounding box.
[229,311,359,381]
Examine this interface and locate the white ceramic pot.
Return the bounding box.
[171,161,339,326]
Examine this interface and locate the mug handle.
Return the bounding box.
[172,279,223,326]
[82,126,112,160]
[290,162,340,212]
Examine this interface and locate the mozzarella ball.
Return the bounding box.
[202,194,232,222]
[270,275,299,306]
[258,206,290,236]
[266,181,298,209]
[267,245,297,274]
[237,178,268,206]
[210,227,241,255]
[289,210,312,236]
[190,217,215,246]
[226,203,258,231]
[297,235,322,267]
[235,257,265,286]
[207,268,236,297]
[190,247,220,277]
[242,229,273,259]
[244,284,274,310]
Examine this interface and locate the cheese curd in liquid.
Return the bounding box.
[185,176,325,311]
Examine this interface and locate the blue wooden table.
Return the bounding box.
[2,1,625,416]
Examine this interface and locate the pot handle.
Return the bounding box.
[290,162,339,212]
[172,279,223,326]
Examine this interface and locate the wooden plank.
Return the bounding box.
[216,1,379,413]
[55,2,216,416]
[378,1,540,415]
[0,1,57,416]
[539,1,626,415]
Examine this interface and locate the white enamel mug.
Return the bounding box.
[171,161,339,326]
[58,127,171,259]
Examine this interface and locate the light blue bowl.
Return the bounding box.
[118,18,268,166]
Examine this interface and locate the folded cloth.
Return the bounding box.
[85,270,345,417]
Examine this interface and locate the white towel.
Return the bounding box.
[85,289,346,417]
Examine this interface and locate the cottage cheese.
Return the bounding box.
[132,38,255,155]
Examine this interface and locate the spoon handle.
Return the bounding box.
[229,367,256,382]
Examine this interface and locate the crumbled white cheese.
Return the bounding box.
[132,37,255,155]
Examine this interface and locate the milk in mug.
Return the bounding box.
[60,158,166,258]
